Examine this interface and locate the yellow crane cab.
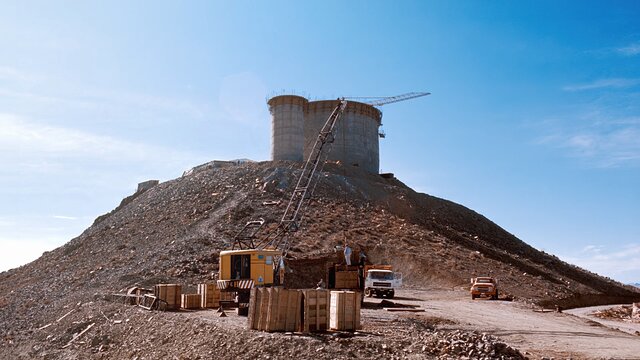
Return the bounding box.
[218,248,282,287]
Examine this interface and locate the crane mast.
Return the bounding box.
[220,91,428,295]
[231,99,348,252]
[260,99,348,252]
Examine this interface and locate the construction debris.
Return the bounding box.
[592,305,633,321]
[61,322,94,349]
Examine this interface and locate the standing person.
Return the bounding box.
[344,242,352,266]
[359,248,367,266]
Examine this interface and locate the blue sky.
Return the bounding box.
[0,1,638,282]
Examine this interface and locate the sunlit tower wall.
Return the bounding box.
[268,95,308,162]
[305,100,382,173]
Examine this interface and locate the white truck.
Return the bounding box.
[363,265,402,299]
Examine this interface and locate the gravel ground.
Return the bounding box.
[2,160,639,359]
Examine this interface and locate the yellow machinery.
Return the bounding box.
[216,94,429,314]
[218,249,282,286]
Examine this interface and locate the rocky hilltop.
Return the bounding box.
[1,160,639,358]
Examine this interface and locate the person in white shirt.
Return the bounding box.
[344,243,352,266]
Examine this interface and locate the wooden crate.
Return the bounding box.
[197,283,220,308]
[335,271,359,289]
[154,284,182,310]
[330,291,361,331]
[301,289,330,332]
[248,288,267,330]
[219,290,235,302]
[247,288,301,332]
[181,294,201,309]
[265,288,301,332]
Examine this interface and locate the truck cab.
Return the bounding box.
[364,266,402,299]
[470,277,499,300]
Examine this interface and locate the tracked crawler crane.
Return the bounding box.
[216,93,429,314]
[216,99,348,313]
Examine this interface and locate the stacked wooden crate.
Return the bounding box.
[248,288,302,332]
[301,289,330,332]
[334,270,359,289]
[329,290,361,331]
[220,291,235,302]
[154,284,182,310]
[197,283,221,308]
[181,294,201,309]
[248,288,267,330]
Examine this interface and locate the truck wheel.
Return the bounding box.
[493,289,499,300]
[388,290,395,299]
[471,294,476,300]
[365,288,372,297]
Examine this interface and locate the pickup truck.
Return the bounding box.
[470,277,498,300]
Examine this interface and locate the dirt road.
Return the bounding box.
[375,288,640,359]
[566,304,640,336]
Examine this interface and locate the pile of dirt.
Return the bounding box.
[591,305,633,321]
[1,160,639,359]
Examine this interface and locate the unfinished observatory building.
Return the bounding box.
[268,95,382,174]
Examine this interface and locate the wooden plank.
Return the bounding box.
[247,288,259,330]
[56,309,75,323]
[383,308,426,312]
[257,288,269,331]
[279,289,301,332]
[265,288,280,332]
[61,322,94,349]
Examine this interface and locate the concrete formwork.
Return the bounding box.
[305,100,381,174]
[268,95,308,162]
[268,95,382,174]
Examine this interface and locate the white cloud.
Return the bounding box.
[581,244,604,254]
[540,123,640,168]
[563,78,640,92]
[534,99,640,169]
[616,42,640,56]
[0,113,198,165]
[560,243,640,283]
[52,215,78,220]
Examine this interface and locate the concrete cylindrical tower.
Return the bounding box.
[268,95,308,162]
[305,100,382,173]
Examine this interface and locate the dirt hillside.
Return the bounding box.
[1,160,639,359]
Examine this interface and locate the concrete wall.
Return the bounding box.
[269,95,382,174]
[268,95,307,162]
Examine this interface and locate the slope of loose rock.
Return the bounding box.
[1,160,639,359]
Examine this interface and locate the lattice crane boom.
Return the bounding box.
[345,92,430,106]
